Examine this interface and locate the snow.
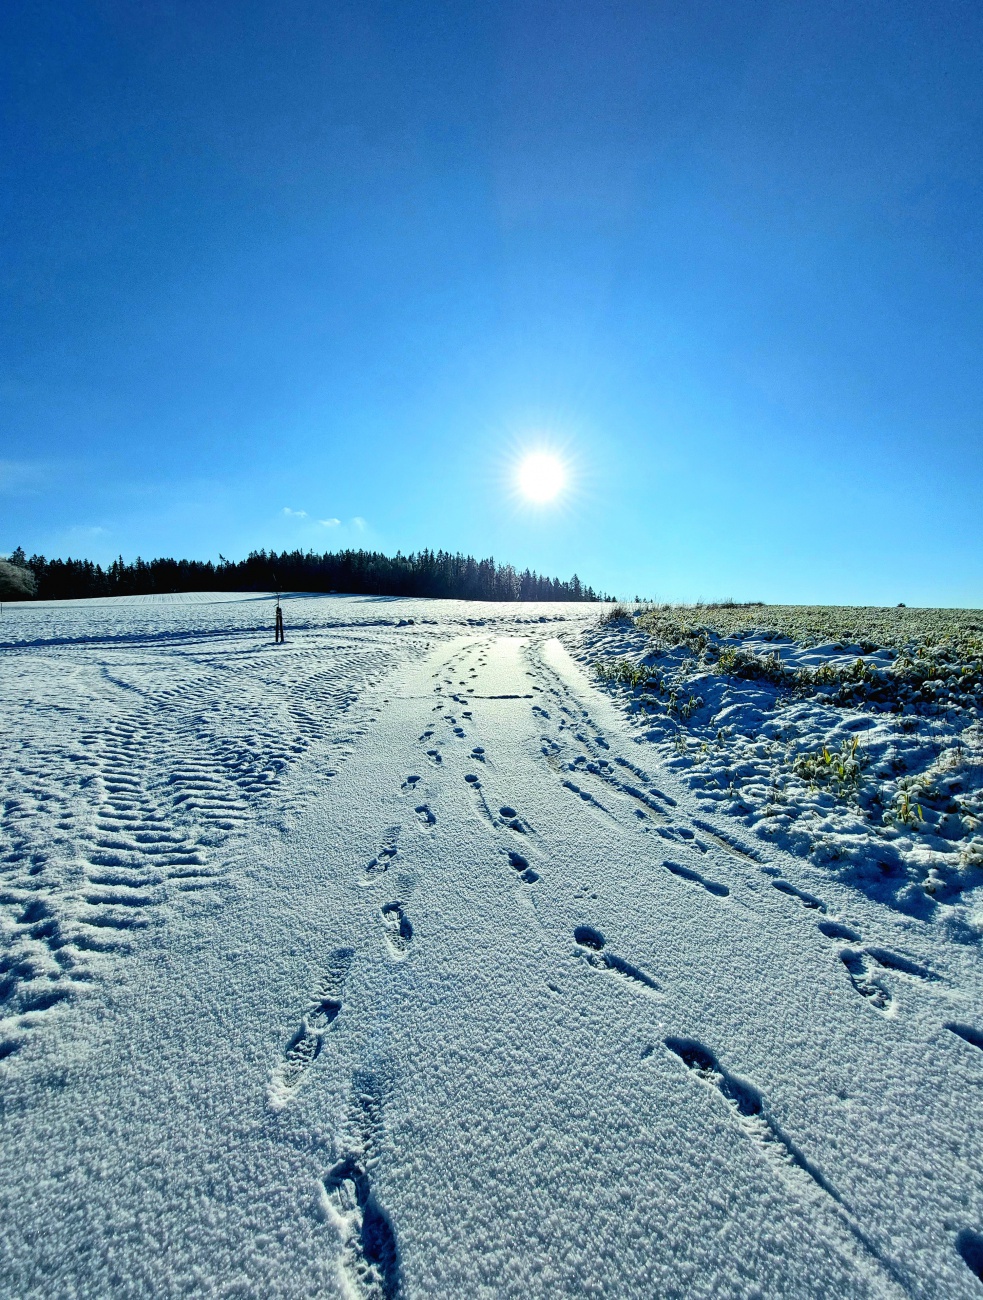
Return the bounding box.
[581,617,983,934]
[2,593,982,1297]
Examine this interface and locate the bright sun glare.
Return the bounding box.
[516,452,566,503]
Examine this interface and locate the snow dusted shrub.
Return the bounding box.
[599,603,634,625]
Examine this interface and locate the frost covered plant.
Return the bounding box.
[884,778,926,827]
[599,603,634,625]
[594,658,650,689]
[792,735,866,797]
[666,688,703,719]
[959,838,983,869]
[714,646,793,686]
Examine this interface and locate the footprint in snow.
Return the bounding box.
[772,879,826,911]
[946,1023,983,1054]
[268,947,354,1108]
[818,920,862,943]
[664,860,730,898]
[319,1072,401,1299]
[381,902,413,959]
[827,925,936,1013]
[956,1230,983,1286]
[507,850,539,884]
[414,804,436,829]
[573,925,659,994]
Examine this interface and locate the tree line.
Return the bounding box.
[1,546,608,603]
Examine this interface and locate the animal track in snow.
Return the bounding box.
[573,926,659,993]
[497,805,532,833]
[463,774,497,827]
[268,947,354,1108]
[657,825,709,854]
[414,804,436,829]
[380,903,413,958]
[558,748,668,823]
[399,775,421,793]
[664,1037,840,1195]
[560,779,613,816]
[663,860,730,898]
[691,818,761,861]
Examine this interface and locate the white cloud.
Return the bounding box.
[318,518,341,527]
[66,525,108,539]
[282,507,307,518]
[0,459,51,494]
[351,516,367,530]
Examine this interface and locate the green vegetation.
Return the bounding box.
[593,658,657,690]
[633,602,983,656]
[886,779,926,827]
[792,735,867,798]
[598,604,983,716]
[587,604,983,909]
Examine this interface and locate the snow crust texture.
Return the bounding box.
[2,593,983,1298]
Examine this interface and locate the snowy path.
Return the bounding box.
[2,599,982,1297]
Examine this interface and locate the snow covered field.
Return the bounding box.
[2,593,982,1297]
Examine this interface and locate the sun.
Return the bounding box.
[516,452,567,503]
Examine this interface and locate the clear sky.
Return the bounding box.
[2,0,981,604]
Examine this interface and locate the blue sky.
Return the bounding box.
[2,0,981,604]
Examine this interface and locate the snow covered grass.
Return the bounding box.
[579,604,983,934]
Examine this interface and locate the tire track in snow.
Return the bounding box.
[0,625,413,1059]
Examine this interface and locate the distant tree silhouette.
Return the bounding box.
[16,547,609,604]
